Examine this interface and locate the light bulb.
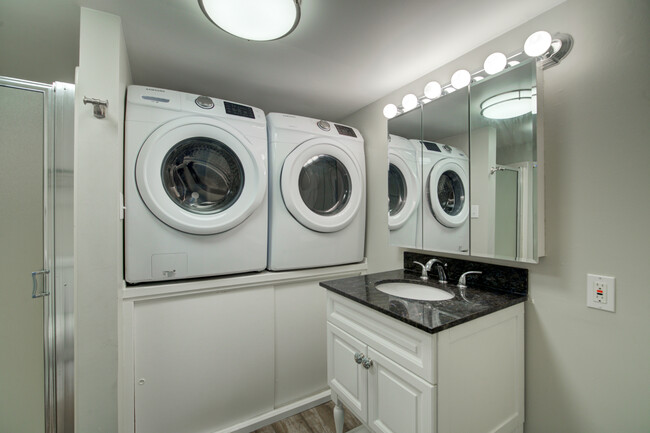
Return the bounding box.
[423,81,442,99]
[451,69,471,89]
[401,94,418,111]
[484,52,507,75]
[524,31,552,57]
[383,103,398,119]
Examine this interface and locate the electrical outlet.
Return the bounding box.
[587,274,615,312]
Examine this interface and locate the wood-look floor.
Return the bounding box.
[252,401,362,433]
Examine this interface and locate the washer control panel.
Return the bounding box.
[194,95,215,109]
[317,120,331,131]
[224,101,255,119]
[335,124,357,138]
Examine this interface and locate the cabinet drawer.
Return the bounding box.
[327,292,437,384]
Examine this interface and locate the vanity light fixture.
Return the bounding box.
[424,81,442,99]
[451,69,471,89]
[480,89,533,120]
[524,31,552,57]
[484,52,507,75]
[401,93,419,112]
[199,0,301,41]
[383,103,398,119]
[383,30,572,119]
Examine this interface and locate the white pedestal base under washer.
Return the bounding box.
[267,113,366,270]
[421,140,469,254]
[125,86,268,284]
[388,134,421,248]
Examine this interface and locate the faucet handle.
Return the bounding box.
[413,261,428,280]
[457,271,482,288]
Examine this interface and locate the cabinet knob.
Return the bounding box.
[354,352,364,364]
[362,357,373,369]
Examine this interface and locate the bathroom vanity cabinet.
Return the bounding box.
[326,290,524,433]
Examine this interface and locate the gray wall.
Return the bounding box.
[342,0,650,431]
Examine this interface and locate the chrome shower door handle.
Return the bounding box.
[31,269,50,298]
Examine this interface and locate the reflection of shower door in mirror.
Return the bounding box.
[494,169,518,259]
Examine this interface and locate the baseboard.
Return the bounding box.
[347,426,370,433]
[215,390,332,433]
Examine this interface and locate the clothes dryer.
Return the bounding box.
[388,134,421,248]
[125,86,268,283]
[421,140,469,254]
[267,113,365,270]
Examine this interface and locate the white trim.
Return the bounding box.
[215,391,331,433]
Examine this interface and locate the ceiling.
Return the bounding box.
[3,0,564,121]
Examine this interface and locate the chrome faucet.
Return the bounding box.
[413,259,448,283]
[457,271,482,288]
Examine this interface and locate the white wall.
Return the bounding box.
[74,8,131,432]
[342,0,650,431]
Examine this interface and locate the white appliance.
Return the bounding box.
[125,86,268,284]
[421,140,470,254]
[388,134,421,248]
[266,113,366,270]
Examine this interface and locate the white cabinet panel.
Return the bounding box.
[275,280,328,406]
[367,348,435,433]
[133,287,275,433]
[327,323,368,422]
[437,304,524,433]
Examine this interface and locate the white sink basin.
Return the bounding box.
[376,282,455,301]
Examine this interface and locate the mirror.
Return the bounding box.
[387,106,422,249]
[469,60,540,262]
[386,60,543,263]
[421,88,470,255]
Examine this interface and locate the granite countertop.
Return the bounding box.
[320,269,527,334]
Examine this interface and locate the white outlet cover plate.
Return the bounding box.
[587,273,616,312]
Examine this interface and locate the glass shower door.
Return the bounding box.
[0,79,58,433]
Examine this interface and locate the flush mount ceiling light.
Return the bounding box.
[199,0,301,41]
[481,89,533,120]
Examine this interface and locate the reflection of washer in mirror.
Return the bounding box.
[387,135,421,248]
[422,140,469,254]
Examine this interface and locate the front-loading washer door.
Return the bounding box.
[281,137,363,233]
[427,159,469,228]
[388,151,418,230]
[136,116,266,235]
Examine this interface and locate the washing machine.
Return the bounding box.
[125,85,268,284]
[267,113,366,270]
[388,134,421,248]
[421,140,469,254]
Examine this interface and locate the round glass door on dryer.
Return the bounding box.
[422,141,470,254]
[267,113,366,271]
[125,86,268,284]
[388,135,421,248]
[280,137,363,233]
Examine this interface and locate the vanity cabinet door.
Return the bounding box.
[327,322,368,423]
[367,347,436,433]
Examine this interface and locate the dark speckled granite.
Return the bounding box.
[320,269,526,334]
[405,252,528,295]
